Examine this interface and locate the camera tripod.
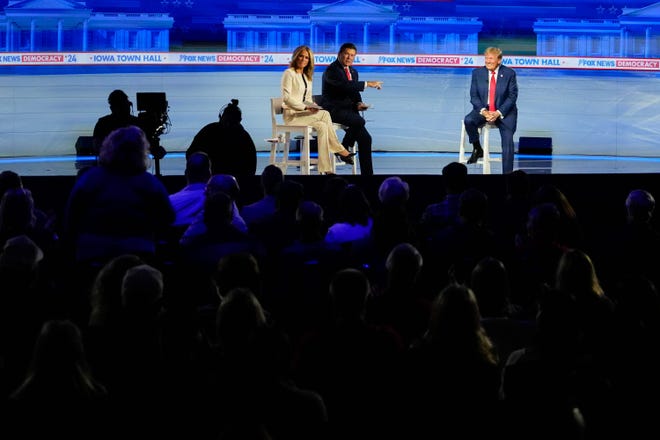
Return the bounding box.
[149,135,167,177]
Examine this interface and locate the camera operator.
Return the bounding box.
[93,90,140,155]
[186,99,257,176]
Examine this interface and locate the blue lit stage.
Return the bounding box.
[2,151,660,177]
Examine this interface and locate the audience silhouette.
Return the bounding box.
[211,287,328,439]
[8,319,108,437]
[4,162,660,438]
[64,126,174,265]
[419,161,468,235]
[366,242,430,348]
[402,283,501,439]
[240,165,284,229]
[169,151,213,230]
[295,268,402,440]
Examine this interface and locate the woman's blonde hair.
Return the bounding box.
[289,45,314,81]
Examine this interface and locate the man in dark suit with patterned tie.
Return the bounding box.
[464,47,518,174]
[321,42,383,176]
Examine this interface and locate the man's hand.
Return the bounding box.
[367,81,383,89]
[357,102,370,111]
[482,110,500,123]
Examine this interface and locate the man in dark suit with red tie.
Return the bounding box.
[464,47,518,174]
[321,42,383,176]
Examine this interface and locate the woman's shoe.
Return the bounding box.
[321,171,336,175]
[336,152,357,165]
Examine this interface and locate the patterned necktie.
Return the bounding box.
[489,70,496,112]
[345,66,352,81]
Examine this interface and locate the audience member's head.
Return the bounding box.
[0,234,43,270]
[89,254,145,327]
[30,320,86,375]
[185,151,212,184]
[321,176,349,223]
[206,174,240,200]
[203,190,234,228]
[215,287,267,355]
[555,248,604,297]
[121,263,164,314]
[0,187,36,236]
[532,184,576,219]
[98,125,150,174]
[260,164,284,197]
[378,176,409,207]
[215,252,261,299]
[276,180,304,214]
[442,162,468,195]
[339,184,372,226]
[428,284,482,343]
[426,284,497,365]
[470,256,512,318]
[526,202,561,244]
[296,200,325,240]
[0,170,23,197]
[506,169,530,200]
[458,188,488,225]
[385,242,423,287]
[330,268,371,321]
[11,319,106,401]
[625,189,655,223]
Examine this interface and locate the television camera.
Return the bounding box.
[136,92,170,175]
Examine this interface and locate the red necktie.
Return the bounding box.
[489,70,496,112]
[345,66,352,81]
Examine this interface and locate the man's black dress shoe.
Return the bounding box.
[466,148,483,164]
[336,152,357,165]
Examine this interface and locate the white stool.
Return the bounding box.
[459,120,500,174]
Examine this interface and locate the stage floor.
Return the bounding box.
[2,151,660,177]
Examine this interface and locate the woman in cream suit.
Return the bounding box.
[281,45,355,175]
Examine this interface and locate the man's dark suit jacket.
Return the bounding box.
[469,64,518,134]
[321,60,365,111]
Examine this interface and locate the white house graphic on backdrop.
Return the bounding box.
[1,0,659,57]
[0,0,172,51]
[223,0,483,54]
[534,2,660,57]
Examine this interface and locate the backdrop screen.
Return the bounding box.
[1,0,659,159]
[1,0,659,72]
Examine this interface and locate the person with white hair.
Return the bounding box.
[64,126,175,263]
[625,189,655,223]
[602,188,660,291]
[371,176,417,274]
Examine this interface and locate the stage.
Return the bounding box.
[3,151,660,177]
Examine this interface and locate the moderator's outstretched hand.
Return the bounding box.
[367,81,383,90]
